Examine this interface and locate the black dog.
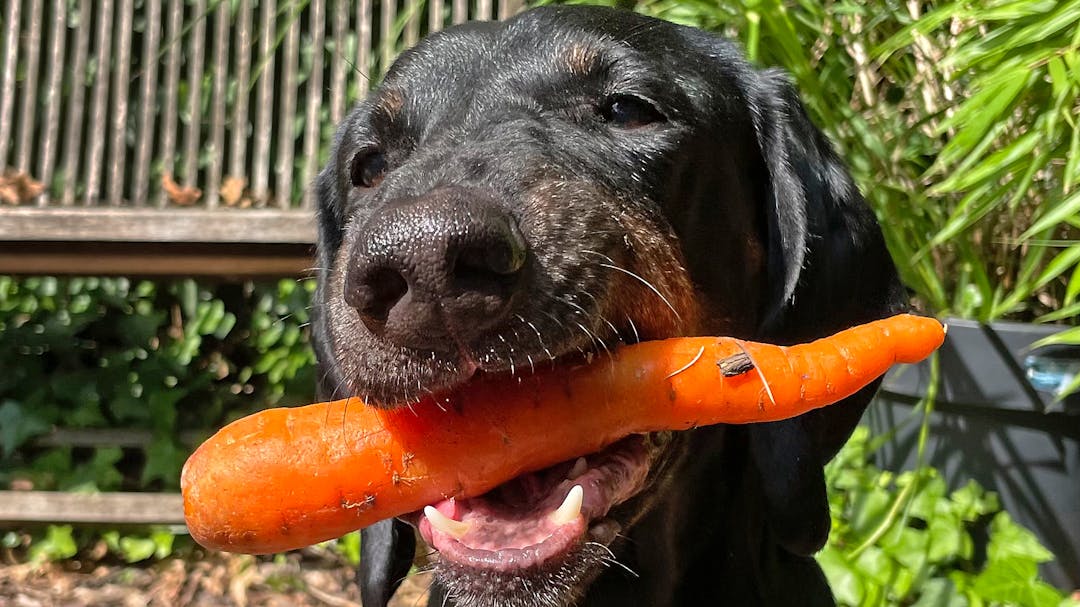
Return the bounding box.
[312,5,906,606]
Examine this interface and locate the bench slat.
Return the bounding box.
[0,491,185,526]
[0,207,316,244]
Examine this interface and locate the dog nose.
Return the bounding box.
[344,187,528,351]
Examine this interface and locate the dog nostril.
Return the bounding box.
[345,267,409,327]
[453,220,528,282]
[457,241,524,277]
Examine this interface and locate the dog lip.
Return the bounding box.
[415,435,652,573]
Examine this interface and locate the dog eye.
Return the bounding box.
[600,95,665,128]
[351,149,387,188]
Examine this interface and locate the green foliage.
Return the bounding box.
[102,529,177,563]
[27,525,78,564]
[330,531,362,567]
[547,0,1080,323]
[0,275,317,492]
[820,427,1077,607]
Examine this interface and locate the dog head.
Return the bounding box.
[313,6,904,606]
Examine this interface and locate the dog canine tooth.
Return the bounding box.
[568,457,588,480]
[550,485,584,526]
[424,506,471,539]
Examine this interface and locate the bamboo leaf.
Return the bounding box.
[1037,300,1080,323]
[1031,326,1080,349]
[945,2,1080,71]
[994,236,1054,318]
[1067,261,1080,306]
[977,0,1058,22]
[1032,244,1080,292]
[920,183,1001,251]
[933,72,1029,172]
[874,4,962,61]
[932,129,1041,194]
[1047,57,1069,100]
[1065,117,1080,192]
[1019,189,1080,240]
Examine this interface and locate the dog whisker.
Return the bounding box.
[581,250,682,324]
[497,333,517,377]
[587,541,639,578]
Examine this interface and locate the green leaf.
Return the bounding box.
[987,512,1055,564]
[1036,301,1080,323]
[116,530,174,563]
[910,577,967,607]
[972,556,1064,606]
[1031,326,1080,349]
[29,525,78,563]
[0,400,50,457]
[817,545,865,606]
[334,531,361,566]
[142,438,185,487]
[1020,189,1080,240]
[933,70,1029,172]
[119,536,159,562]
[1031,244,1080,294]
[1064,115,1080,191]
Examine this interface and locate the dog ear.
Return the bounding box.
[743,68,907,555]
[358,519,417,607]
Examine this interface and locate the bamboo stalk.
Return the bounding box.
[0,0,22,170]
[498,0,521,20]
[156,0,184,207]
[275,3,300,208]
[380,0,396,78]
[452,0,467,25]
[405,0,419,47]
[356,0,372,91]
[36,0,68,205]
[329,0,348,124]
[250,0,277,205]
[205,0,230,208]
[83,0,115,205]
[301,0,326,210]
[130,0,162,207]
[181,0,207,191]
[477,0,492,21]
[228,0,252,181]
[59,0,90,206]
[105,0,134,205]
[430,0,444,33]
[14,0,43,174]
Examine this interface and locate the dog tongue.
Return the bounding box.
[417,436,649,572]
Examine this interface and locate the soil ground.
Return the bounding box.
[0,550,433,607]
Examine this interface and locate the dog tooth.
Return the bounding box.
[424,506,471,539]
[568,457,588,480]
[550,485,584,526]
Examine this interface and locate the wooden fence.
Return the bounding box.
[0,0,523,527]
[0,0,523,276]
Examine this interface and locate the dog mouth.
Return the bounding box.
[407,432,666,573]
[372,319,683,575]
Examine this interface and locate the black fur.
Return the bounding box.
[312,6,905,606]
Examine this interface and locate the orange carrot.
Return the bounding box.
[181,313,944,554]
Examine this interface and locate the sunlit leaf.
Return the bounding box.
[1020,189,1080,240]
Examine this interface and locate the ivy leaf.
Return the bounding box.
[0,400,50,457]
[972,556,1063,606]
[987,512,1055,563]
[142,437,185,487]
[116,530,175,563]
[817,545,865,606]
[29,525,78,563]
[910,577,966,607]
